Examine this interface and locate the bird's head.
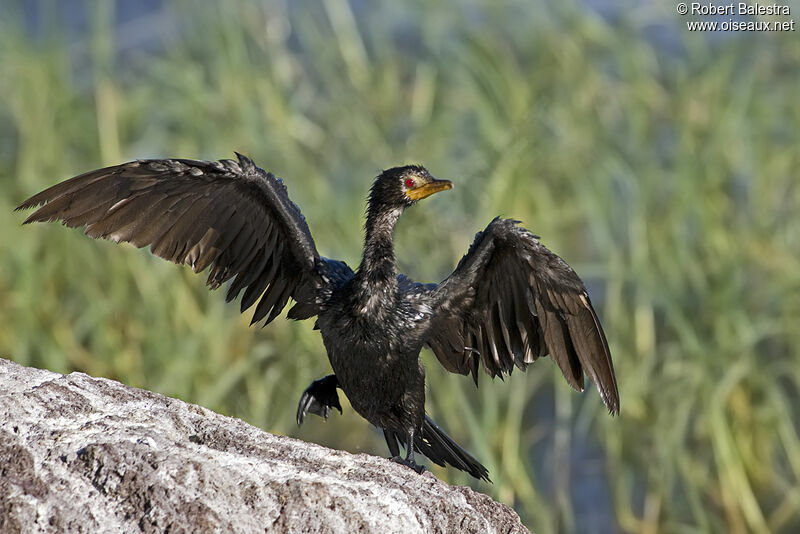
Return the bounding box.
[368,165,453,214]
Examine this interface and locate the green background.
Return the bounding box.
[2,1,799,532]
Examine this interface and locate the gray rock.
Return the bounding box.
[0,358,528,533]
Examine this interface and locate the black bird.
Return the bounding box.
[17,154,619,481]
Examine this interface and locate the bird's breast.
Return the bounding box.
[316,279,434,365]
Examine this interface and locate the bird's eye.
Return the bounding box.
[404,178,415,188]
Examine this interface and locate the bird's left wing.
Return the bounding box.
[425,217,619,413]
[16,154,336,324]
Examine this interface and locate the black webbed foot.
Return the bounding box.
[390,456,426,475]
[296,374,342,426]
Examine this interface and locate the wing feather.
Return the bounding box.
[17,154,342,325]
[426,217,619,414]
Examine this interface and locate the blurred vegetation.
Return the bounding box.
[1,0,799,532]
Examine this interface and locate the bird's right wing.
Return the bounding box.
[17,153,344,324]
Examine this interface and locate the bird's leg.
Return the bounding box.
[390,427,425,474]
[296,374,342,426]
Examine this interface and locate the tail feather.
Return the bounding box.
[392,416,491,482]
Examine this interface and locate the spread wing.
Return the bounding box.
[425,217,619,413]
[16,153,346,325]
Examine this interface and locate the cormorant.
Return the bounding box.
[17,154,619,481]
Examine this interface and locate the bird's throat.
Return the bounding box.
[358,207,401,289]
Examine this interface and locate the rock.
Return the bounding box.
[0,358,528,533]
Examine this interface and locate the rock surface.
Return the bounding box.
[0,358,528,533]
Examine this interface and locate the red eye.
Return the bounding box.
[404,178,415,188]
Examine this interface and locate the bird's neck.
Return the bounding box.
[358,206,401,289]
